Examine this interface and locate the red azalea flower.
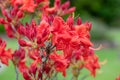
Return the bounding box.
[84,50,100,77]
[11,0,23,6]
[52,33,71,50]
[0,38,12,65]
[51,16,70,33]
[49,52,68,77]
[69,36,81,49]
[37,20,50,45]
[20,0,37,12]
[51,17,71,50]
[75,22,93,47]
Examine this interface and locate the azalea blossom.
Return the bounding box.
[0,38,12,65]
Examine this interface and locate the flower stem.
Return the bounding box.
[15,66,19,80]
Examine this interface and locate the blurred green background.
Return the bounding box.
[0,0,120,80]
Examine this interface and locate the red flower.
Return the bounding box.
[52,33,71,50]
[51,16,72,50]
[51,16,70,33]
[20,0,37,12]
[69,36,81,49]
[49,52,68,76]
[12,48,25,66]
[0,38,12,65]
[37,20,50,45]
[75,22,93,47]
[11,0,23,6]
[84,50,100,77]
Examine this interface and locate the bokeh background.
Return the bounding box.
[0,0,120,80]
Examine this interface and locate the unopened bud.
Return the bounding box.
[66,16,74,28]
[65,7,76,14]
[2,8,7,16]
[17,11,23,19]
[77,17,82,25]
[55,0,60,7]
[4,25,15,38]
[0,18,6,24]
[88,22,92,31]
[18,39,31,47]
[61,1,70,10]
[11,6,19,16]
[17,25,26,35]
[6,15,12,22]
[68,7,76,13]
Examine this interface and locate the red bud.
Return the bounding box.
[55,0,60,7]
[0,18,6,24]
[18,39,31,47]
[65,7,76,14]
[17,11,23,19]
[61,1,70,10]
[77,17,82,25]
[66,16,74,28]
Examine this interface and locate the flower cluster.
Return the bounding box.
[0,0,100,80]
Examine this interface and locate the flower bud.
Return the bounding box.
[4,25,15,38]
[1,8,7,16]
[0,18,6,24]
[66,16,74,28]
[88,22,92,31]
[18,39,31,47]
[17,25,26,35]
[77,17,82,25]
[17,11,23,19]
[61,1,70,10]
[65,7,76,14]
[55,0,60,8]
[6,15,12,22]
[11,6,19,16]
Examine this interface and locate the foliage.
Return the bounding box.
[71,0,120,26]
